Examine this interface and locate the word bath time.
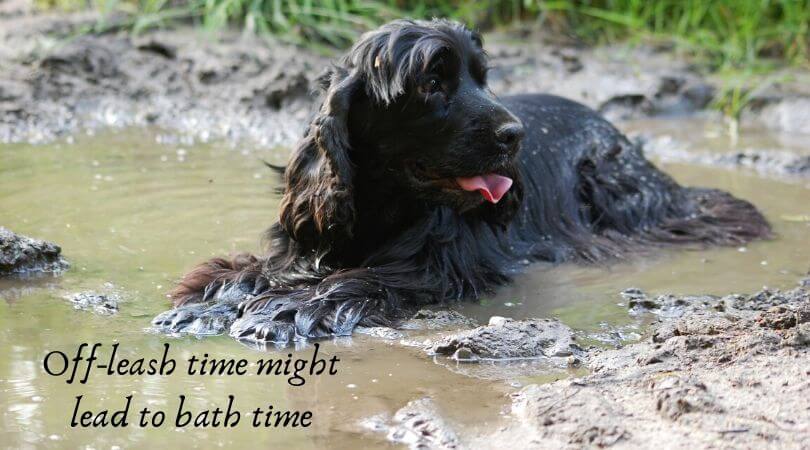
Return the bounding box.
[71,394,313,429]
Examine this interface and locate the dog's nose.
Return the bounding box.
[495,122,525,151]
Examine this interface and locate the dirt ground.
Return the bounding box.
[372,279,810,449]
[3,4,810,147]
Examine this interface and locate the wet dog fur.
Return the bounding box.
[153,19,770,344]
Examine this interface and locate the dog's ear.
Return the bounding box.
[280,67,361,251]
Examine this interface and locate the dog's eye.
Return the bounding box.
[422,77,442,95]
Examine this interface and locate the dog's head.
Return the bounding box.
[281,19,524,248]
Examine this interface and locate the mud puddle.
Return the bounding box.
[1,119,809,448]
[624,117,810,179]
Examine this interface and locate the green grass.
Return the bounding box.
[536,0,810,70]
[38,1,810,69]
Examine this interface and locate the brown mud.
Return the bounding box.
[2,7,809,148]
[0,226,68,276]
[371,276,810,449]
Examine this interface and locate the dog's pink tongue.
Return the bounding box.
[456,174,513,204]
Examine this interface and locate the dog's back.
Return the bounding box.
[500,93,770,263]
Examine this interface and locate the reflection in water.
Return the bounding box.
[6,346,43,447]
[0,121,808,448]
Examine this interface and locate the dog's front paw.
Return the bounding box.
[151,301,240,336]
[230,311,298,344]
[227,292,373,345]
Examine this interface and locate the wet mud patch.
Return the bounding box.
[363,398,462,450]
[478,277,810,449]
[1,15,326,145]
[484,35,716,122]
[428,317,582,361]
[365,277,810,448]
[639,133,810,179]
[64,282,123,315]
[0,226,68,276]
[357,312,586,382]
[4,11,810,147]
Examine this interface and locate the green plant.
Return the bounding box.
[711,69,791,120]
[534,0,810,70]
[97,0,403,48]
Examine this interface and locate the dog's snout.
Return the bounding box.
[495,122,525,151]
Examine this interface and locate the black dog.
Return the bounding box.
[153,19,770,343]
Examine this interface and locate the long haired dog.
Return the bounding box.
[153,19,770,343]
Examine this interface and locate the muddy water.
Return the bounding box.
[1,121,809,449]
